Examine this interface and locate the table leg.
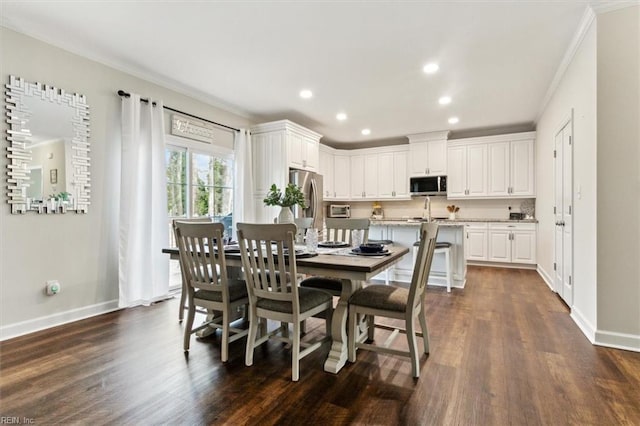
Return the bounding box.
[324,278,361,373]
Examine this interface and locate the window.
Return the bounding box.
[166,145,234,239]
[166,141,234,290]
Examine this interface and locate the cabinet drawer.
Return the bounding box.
[488,222,536,231]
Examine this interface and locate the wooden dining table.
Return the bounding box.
[162,245,409,374]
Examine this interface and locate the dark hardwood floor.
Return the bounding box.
[1,266,639,425]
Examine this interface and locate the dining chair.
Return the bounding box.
[172,217,213,322]
[300,218,371,296]
[237,222,333,381]
[347,222,438,378]
[174,221,249,362]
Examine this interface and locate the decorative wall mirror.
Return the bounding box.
[5,76,90,214]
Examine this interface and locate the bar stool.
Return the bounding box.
[413,241,452,293]
[368,239,393,284]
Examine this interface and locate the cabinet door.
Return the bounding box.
[466,144,487,197]
[288,132,304,170]
[510,139,535,196]
[512,230,536,264]
[377,152,395,198]
[350,155,365,199]
[409,142,429,176]
[487,142,510,196]
[363,154,378,198]
[333,155,351,199]
[488,230,511,262]
[302,136,319,172]
[447,146,467,198]
[393,151,409,197]
[426,139,447,175]
[319,149,334,199]
[466,228,488,261]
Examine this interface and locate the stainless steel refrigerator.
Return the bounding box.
[289,169,323,231]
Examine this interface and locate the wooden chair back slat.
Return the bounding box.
[324,218,370,245]
[237,223,300,313]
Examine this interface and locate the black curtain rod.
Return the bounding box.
[117,90,240,132]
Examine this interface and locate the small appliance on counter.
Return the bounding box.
[327,204,350,218]
[371,201,384,219]
[509,212,526,220]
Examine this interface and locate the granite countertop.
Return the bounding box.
[370,217,538,226]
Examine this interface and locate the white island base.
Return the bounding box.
[370,221,466,290]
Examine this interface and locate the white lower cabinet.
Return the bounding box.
[487,223,536,264]
[465,223,488,261]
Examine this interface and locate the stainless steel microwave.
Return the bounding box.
[409,175,447,196]
[327,204,351,218]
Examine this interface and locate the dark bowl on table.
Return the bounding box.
[359,243,384,253]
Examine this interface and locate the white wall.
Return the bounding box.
[0,27,252,339]
[595,6,640,348]
[536,19,598,335]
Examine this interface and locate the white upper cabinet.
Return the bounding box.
[333,154,351,200]
[319,145,334,199]
[408,131,450,176]
[251,120,321,175]
[288,132,319,172]
[487,138,535,197]
[448,131,535,200]
[323,146,409,201]
[447,143,487,198]
[509,139,535,196]
[378,149,409,199]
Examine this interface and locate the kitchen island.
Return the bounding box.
[370,219,466,290]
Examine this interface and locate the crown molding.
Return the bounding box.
[0,22,253,120]
[591,0,639,15]
[535,6,596,123]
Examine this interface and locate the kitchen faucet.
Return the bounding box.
[422,196,431,222]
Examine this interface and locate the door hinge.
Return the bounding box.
[568,205,572,215]
[569,136,572,145]
[554,262,557,271]
[569,275,572,285]
[553,206,556,214]
[553,150,557,158]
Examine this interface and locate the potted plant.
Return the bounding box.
[263,183,307,223]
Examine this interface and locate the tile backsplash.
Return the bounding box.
[341,198,535,220]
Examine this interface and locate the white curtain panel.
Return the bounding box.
[232,129,255,238]
[118,94,169,308]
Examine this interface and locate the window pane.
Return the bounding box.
[191,184,214,217]
[166,148,187,218]
[167,183,187,217]
[213,157,233,188]
[192,153,214,186]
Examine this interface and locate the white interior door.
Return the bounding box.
[554,119,573,306]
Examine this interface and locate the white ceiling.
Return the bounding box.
[0,1,605,146]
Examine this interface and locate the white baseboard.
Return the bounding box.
[467,261,537,270]
[0,299,121,341]
[570,307,596,343]
[536,265,555,291]
[595,329,640,352]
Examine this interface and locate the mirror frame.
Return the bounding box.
[5,75,91,214]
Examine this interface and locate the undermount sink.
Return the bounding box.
[407,218,432,223]
[407,217,449,223]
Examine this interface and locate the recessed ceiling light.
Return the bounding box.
[448,117,459,124]
[423,63,439,74]
[439,96,452,105]
[361,128,371,136]
[299,89,313,99]
[336,112,347,121]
